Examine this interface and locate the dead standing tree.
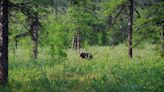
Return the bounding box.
[10,2,41,60]
[28,13,40,60]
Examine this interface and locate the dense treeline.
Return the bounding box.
[0,0,163,91]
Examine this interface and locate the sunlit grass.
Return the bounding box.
[1,44,163,92]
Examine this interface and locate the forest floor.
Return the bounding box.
[1,44,164,92]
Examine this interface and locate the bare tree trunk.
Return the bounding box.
[77,31,80,51]
[128,0,133,58]
[32,29,38,60]
[161,25,164,57]
[72,28,81,51]
[29,13,40,60]
[0,0,9,85]
[72,34,77,50]
[72,31,80,51]
[72,34,75,49]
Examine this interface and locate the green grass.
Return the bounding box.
[1,44,164,92]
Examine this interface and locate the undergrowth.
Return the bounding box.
[0,44,164,92]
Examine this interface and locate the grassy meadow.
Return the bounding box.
[0,44,164,92]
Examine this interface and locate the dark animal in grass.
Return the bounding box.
[79,52,93,59]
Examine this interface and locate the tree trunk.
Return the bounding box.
[72,34,77,50]
[102,31,107,46]
[76,31,80,51]
[32,29,38,60]
[127,0,133,58]
[161,25,164,57]
[72,31,80,51]
[29,13,39,60]
[0,0,9,85]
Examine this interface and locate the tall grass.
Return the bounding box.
[0,44,164,92]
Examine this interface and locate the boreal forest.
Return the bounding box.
[0,0,164,92]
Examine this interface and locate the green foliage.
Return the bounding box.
[133,1,163,50]
[41,15,70,58]
[102,0,128,15]
[66,0,107,46]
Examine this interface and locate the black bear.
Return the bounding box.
[79,51,93,59]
